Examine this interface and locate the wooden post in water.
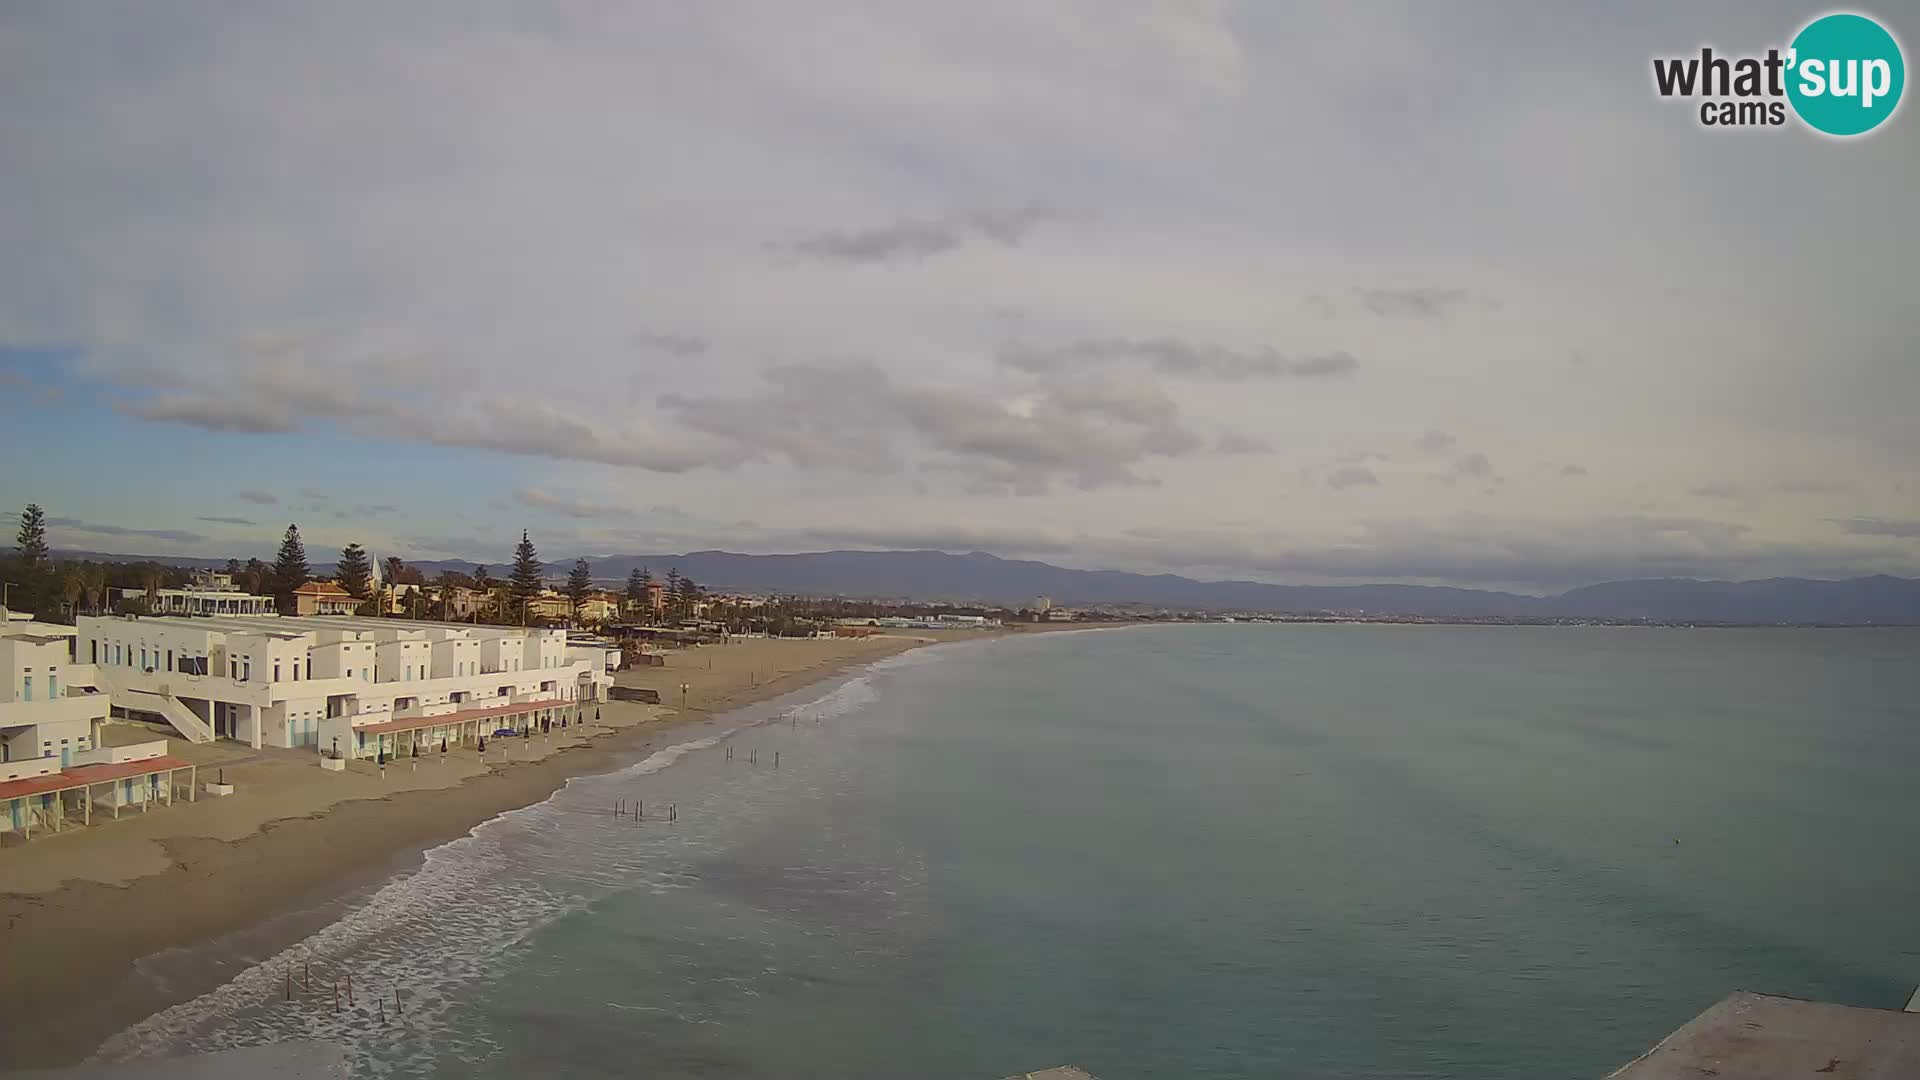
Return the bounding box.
[304,959,311,991]
[396,987,403,1015]
[775,751,780,769]
[347,972,355,1007]
[286,966,292,1002]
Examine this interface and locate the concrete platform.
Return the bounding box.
[1607,991,1920,1079]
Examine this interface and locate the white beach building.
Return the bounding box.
[73,614,617,760]
[1,612,194,839]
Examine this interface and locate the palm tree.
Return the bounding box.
[141,566,163,608]
[61,566,84,619]
[82,563,108,614]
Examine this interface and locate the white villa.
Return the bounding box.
[73,613,618,761]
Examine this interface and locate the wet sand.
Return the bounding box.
[0,630,1007,1071]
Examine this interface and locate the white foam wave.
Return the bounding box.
[96,657,918,1074]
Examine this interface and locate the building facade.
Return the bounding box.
[74,614,615,758]
[293,581,358,616]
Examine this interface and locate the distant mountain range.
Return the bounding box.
[33,546,1920,625]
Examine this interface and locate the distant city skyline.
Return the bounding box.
[2,3,1915,591]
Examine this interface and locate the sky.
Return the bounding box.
[1,2,1916,593]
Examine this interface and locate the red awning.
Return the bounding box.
[0,755,194,801]
[353,698,568,738]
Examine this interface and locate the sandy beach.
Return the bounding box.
[0,628,1012,1072]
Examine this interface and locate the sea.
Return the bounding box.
[96,624,1920,1079]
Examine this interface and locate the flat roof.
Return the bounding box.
[351,697,568,737]
[1606,991,1920,1079]
[0,755,193,801]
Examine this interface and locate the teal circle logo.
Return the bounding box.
[1786,12,1905,136]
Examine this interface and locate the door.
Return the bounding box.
[60,745,71,767]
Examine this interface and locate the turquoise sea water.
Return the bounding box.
[103,626,1920,1078]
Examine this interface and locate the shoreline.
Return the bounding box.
[0,628,1016,1072]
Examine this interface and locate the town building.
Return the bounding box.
[378,582,428,616]
[524,591,571,622]
[115,586,277,617]
[577,591,622,624]
[1031,596,1053,613]
[293,581,359,616]
[74,613,615,759]
[442,586,488,620]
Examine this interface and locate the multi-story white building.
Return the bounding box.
[1,618,106,768]
[1,613,200,838]
[75,614,617,760]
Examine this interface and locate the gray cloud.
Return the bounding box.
[1327,465,1380,490]
[1690,483,1744,499]
[999,338,1357,381]
[1215,430,1273,455]
[662,361,1202,493]
[47,516,207,545]
[110,346,726,474]
[1414,430,1456,454]
[1337,449,1391,465]
[1560,463,1589,477]
[1104,513,1911,591]
[634,332,707,358]
[796,522,1079,555]
[1776,480,1847,495]
[1833,517,1920,539]
[196,515,255,525]
[126,396,296,433]
[237,490,278,505]
[1353,287,1494,319]
[514,487,622,519]
[1453,452,1495,479]
[784,205,1067,262]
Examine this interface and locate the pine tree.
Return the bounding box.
[626,566,646,603]
[225,558,242,577]
[272,524,310,614]
[337,543,374,600]
[663,567,682,618]
[509,531,543,623]
[383,557,405,587]
[567,559,594,619]
[16,503,49,568]
[675,573,701,620]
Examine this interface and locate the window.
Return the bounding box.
[167,649,173,670]
[22,676,32,701]
[48,674,57,698]
[91,641,98,663]
[345,669,352,679]
[141,648,148,668]
[274,662,281,682]
[242,660,251,681]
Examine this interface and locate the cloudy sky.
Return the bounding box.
[1,2,1915,592]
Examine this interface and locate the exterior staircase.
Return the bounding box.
[96,669,215,744]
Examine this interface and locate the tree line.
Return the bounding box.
[4,504,707,629]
